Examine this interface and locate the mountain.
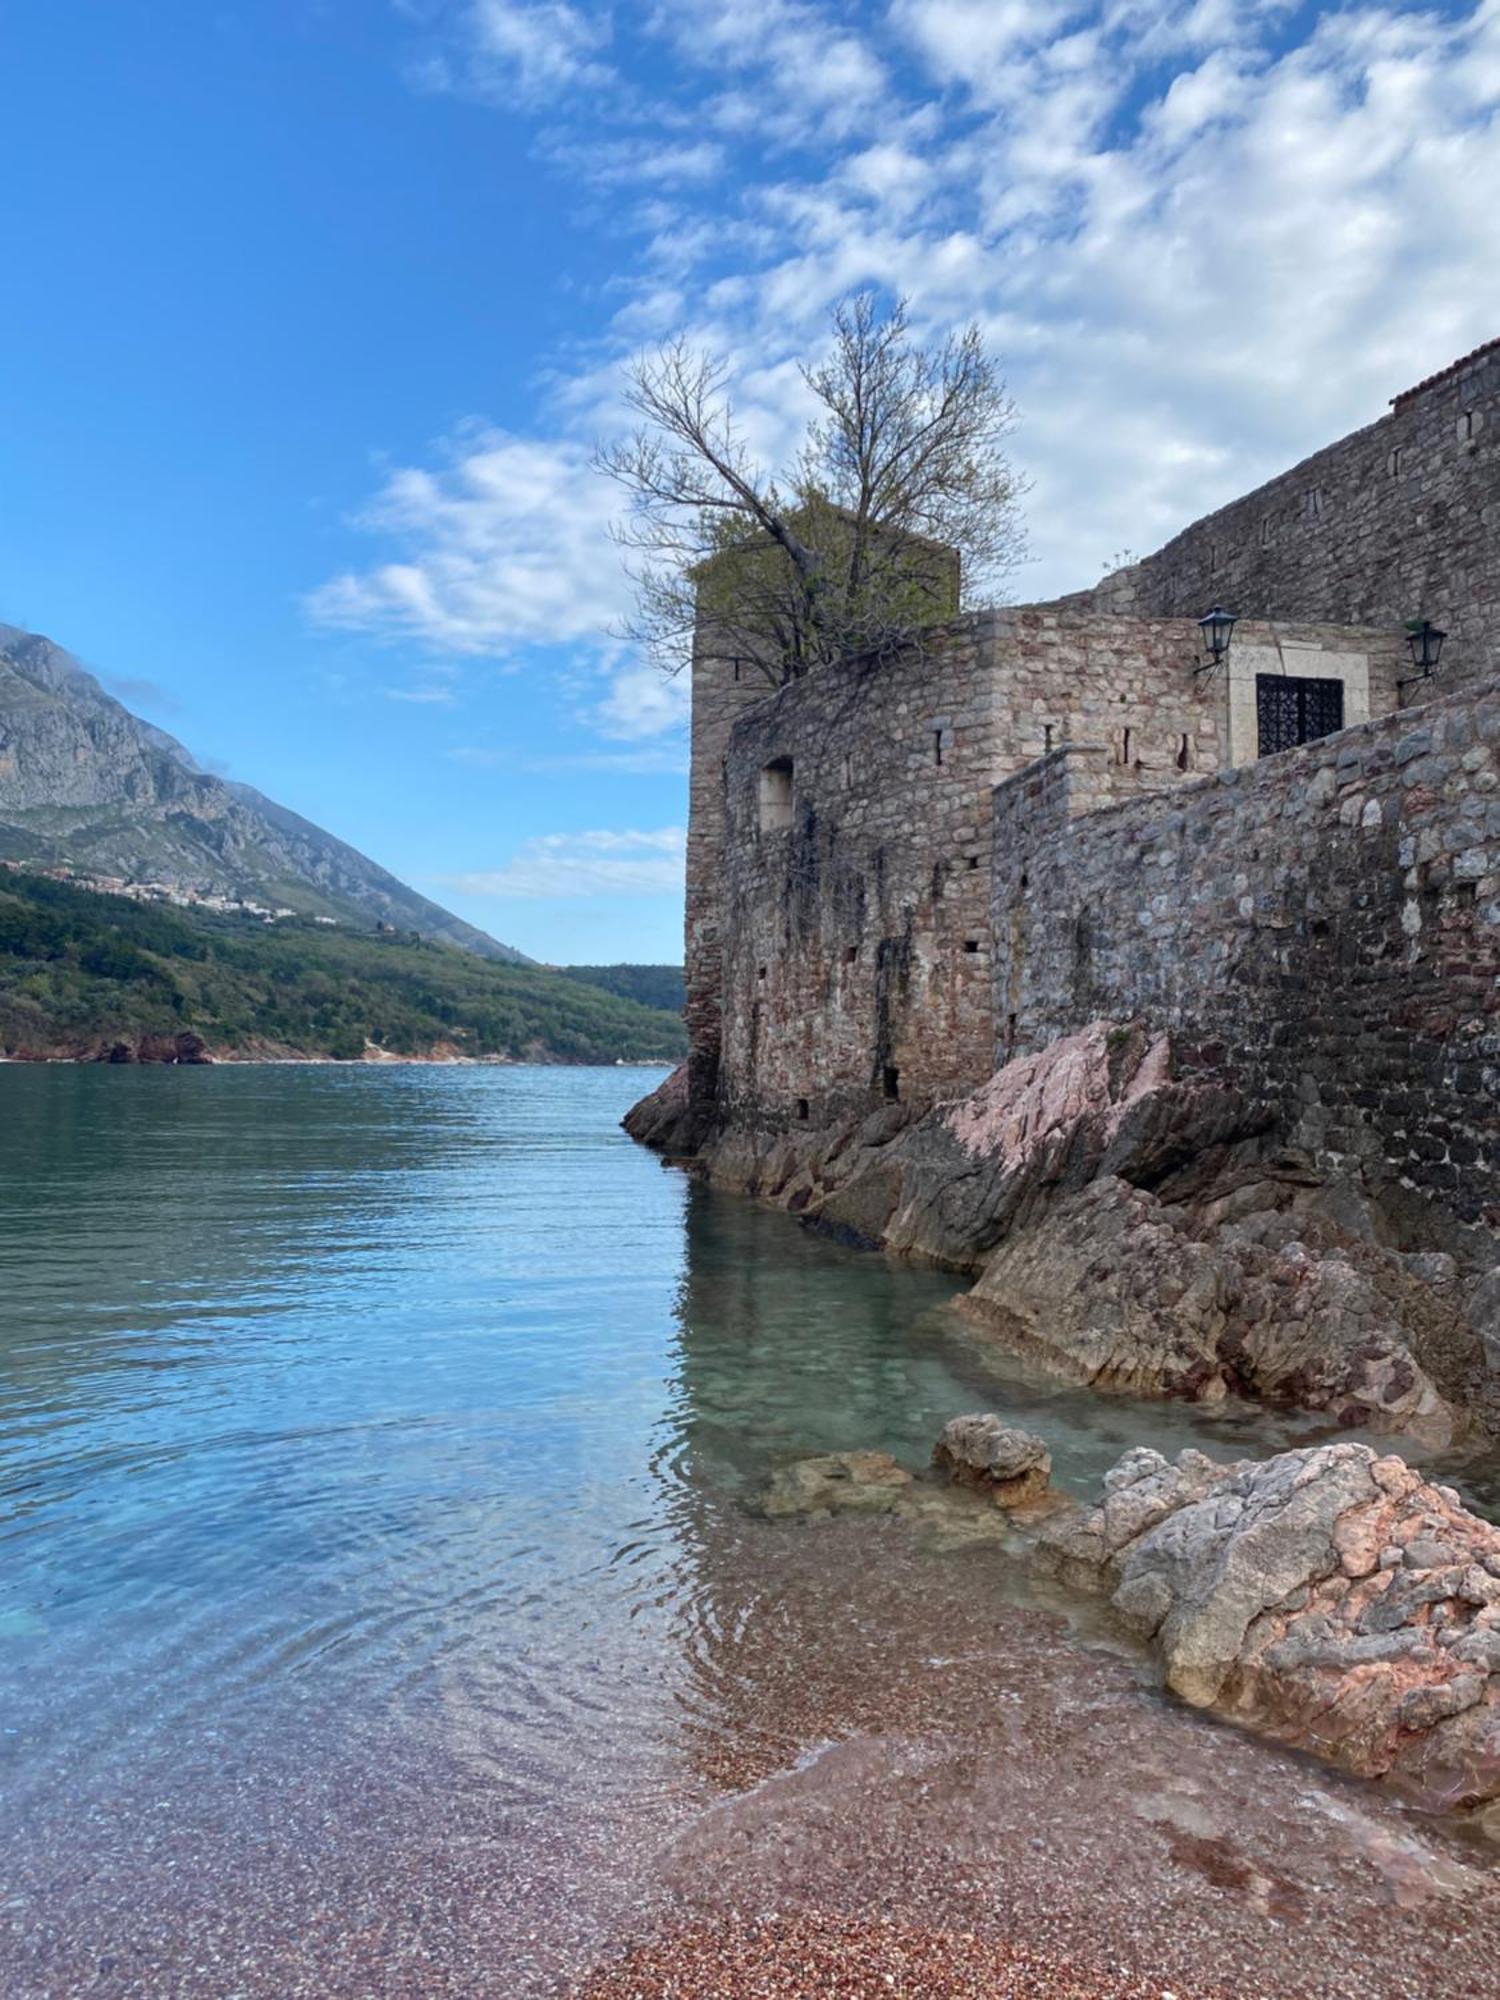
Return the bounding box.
[0,623,530,962]
[0,868,686,1065]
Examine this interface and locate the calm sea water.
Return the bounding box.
[1,1065,1493,1996]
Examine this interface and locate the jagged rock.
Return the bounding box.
[1469,1268,1500,1375]
[678,1020,1495,1439]
[759,1450,914,1519]
[803,1021,1257,1269]
[961,1176,1466,1445]
[622,1061,711,1155]
[932,1414,1052,1508]
[1038,1441,1500,1808]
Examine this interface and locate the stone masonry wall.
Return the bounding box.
[715,613,1003,1133]
[684,629,780,1122]
[706,607,1392,1134]
[991,677,1500,1231]
[1090,341,1500,693]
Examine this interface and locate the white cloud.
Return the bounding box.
[649,0,892,144]
[307,430,628,655]
[383,683,457,704]
[542,135,726,188]
[438,0,613,101]
[355,0,1500,668]
[439,825,686,898]
[594,658,689,740]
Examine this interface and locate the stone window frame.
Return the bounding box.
[1226,643,1371,769]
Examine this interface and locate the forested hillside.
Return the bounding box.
[0,871,686,1063]
[560,964,685,1014]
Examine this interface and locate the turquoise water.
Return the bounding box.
[0,1064,1487,1994]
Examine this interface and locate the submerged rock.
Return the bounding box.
[759,1450,914,1519]
[1038,1440,1500,1809]
[933,1414,1052,1509]
[755,1444,1013,1548]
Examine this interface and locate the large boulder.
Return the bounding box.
[962,1176,1467,1445]
[932,1414,1052,1509]
[1038,1441,1500,1808]
[665,1019,1496,1440]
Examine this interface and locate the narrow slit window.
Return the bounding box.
[967,854,980,871]
[1388,446,1403,476]
[1460,411,1476,442]
[1043,723,1054,754]
[844,944,858,964]
[882,1065,900,1102]
[933,728,944,766]
[1176,733,1190,773]
[796,1097,810,1121]
[758,757,794,832]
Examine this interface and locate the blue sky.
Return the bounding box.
[2,1,1495,962]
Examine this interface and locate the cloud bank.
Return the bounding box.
[317,0,1500,738]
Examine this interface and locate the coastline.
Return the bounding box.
[0,1044,679,1068]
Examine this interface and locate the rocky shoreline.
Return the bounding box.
[627,1022,1500,1447]
[755,1418,1500,1828]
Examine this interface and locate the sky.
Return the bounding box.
[2,1,1496,963]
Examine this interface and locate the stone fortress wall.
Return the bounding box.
[1087,339,1500,691]
[712,608,1397,1131]
[991,679,1500,1234]
[679,338,1499,1248]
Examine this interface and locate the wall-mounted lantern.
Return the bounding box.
[1194,605,1238,675]
[1399,618,1447,693]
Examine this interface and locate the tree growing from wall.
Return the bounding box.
[596,293,1027,687]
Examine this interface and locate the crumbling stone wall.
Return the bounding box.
[991,676,1500,1231]
[706,608,1389,1133]
[1091,341,1499,693]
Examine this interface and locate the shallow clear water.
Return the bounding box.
[1,1065,1494,1997]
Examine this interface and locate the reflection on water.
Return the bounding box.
[1,1065,1496,1996]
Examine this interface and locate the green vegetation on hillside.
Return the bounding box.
[0,871,687,1063]
[560,963,684,1015]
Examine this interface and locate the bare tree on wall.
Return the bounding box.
[595,293,1028,689]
